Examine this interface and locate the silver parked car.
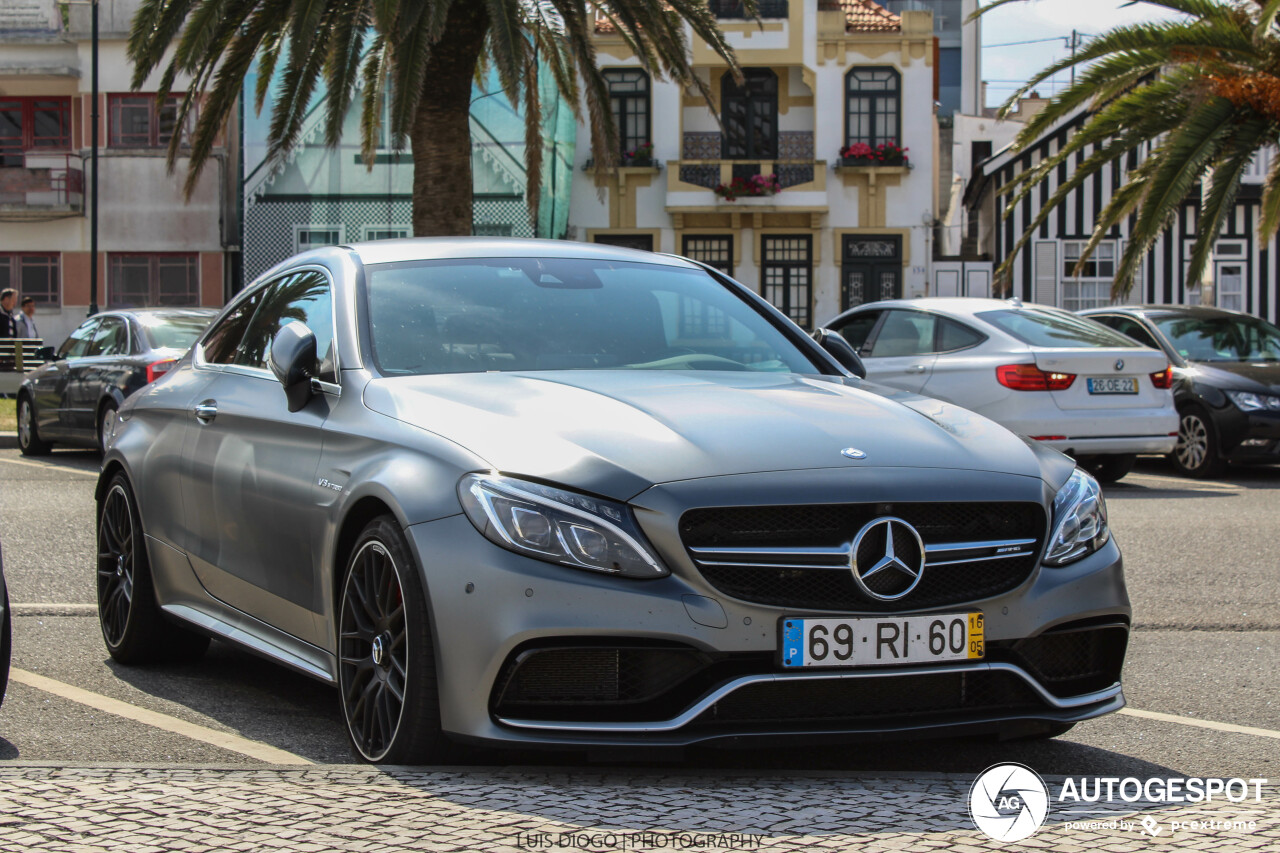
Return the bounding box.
[99,239,1130,763]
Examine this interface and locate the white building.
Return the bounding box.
[0,0,235,347]
[567,0,939,328]
[962,104,1280,323]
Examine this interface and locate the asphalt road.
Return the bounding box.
[0,447,1277,779]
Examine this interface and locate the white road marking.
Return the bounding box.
[9,668,314,765]
[1120,707,1280,740]
[11,603,97,616]
[1121,473,1236,491]
[0,456,98,477]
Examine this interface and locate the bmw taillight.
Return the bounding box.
[145,359,176,384]
[996,363,1076,391]
[1150,366,1174,389]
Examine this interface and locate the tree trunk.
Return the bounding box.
[409,4,489,236]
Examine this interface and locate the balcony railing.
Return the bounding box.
[0,153,84,219]
[710,0,789,18]
[677,160,818,190]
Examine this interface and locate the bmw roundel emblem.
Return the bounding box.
[841,447,867,460]
[1114,359,1125,371]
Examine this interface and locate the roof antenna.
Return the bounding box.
[1009,295,1023,308]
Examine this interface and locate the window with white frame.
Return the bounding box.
[362,227,409,241]
[1061,241,1117,312]
[294,226,344,255]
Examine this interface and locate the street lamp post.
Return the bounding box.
[89,0,99,316]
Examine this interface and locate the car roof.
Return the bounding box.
[1079,304,1261,320]
[834,297,1063,320]
[331,237,700,270]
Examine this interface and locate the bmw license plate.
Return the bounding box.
[780,613,984,668]
[1087,377,1138,395]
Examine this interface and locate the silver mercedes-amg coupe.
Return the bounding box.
[97,238,1129,763]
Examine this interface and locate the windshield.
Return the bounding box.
[977,308,1145,348]
[365,258,818,375]
[1151,314,1280,363]
[138,313,214,351]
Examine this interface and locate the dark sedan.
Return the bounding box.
[17,308,217,455]
[1080,305,1280,477]
[1,539,9,710]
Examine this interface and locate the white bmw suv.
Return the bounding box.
[821,298,1178,482]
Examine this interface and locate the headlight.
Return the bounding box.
[1044,468,1111,567]
[458,473,668,578]
[1226,390,1280,412]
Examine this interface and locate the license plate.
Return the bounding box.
[1087,377,1138,395]
[780,613,984,668]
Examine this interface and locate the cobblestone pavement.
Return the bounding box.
[0,766,1274,852]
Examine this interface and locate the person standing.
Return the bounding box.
[0,290,19,339]
[15,297,37,339]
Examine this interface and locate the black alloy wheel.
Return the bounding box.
[1171,406,1224,479]
[17,395,51,456]
[97,482,136,648]
[96,473,209,663]
[338,516,449,764]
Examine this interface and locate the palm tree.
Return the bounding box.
[129,0,749,236]
[978,0,1280,299]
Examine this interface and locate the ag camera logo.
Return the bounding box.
[969,763,1050,842]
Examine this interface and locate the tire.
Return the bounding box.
[97,402,118,455]
[17,394,51,456]
[1082,454,1136,483]
[1170,406,1224,479]
[96,473,209,664]
[0,587,10,709]
[338,516,452,764]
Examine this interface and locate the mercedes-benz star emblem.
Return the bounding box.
[850,516,926,601]
[841,447,867,460]
[1114,358,1125,371]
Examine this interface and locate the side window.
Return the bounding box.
[201,290,263,365]
[866,310,937,358]
[88,317,128,357]
[234,271,335,381]
[830,311,880,351]
[58,319,101,358]
[937,317,985,352]
[1104,315,1161,350]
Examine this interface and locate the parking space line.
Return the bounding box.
[9,668,314,765]
[1120,707,1280,740]
[0,457,98,477]
[12,603,97,616]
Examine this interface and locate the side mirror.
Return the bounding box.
[269,321,317,413]
[36,346,57,363]
[813,328,867,379]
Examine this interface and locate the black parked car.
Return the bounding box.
[1080,305,1280,477]
[1,539,10,710]
[17,308,217,455]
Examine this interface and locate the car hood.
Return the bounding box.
[1186,360,1280,393]
[363,371,1058,500]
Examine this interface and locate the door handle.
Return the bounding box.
[193,401,218,422]
[906,364,928,374]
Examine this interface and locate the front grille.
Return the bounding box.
[692,670,1042,728]
[990,622,1128,698]
[680,502,1046,611]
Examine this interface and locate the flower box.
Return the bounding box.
[714,173,781,201]
[838,142,909,168]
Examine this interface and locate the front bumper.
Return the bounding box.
[406,469,1130,748]
[1220,408,1280,463]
